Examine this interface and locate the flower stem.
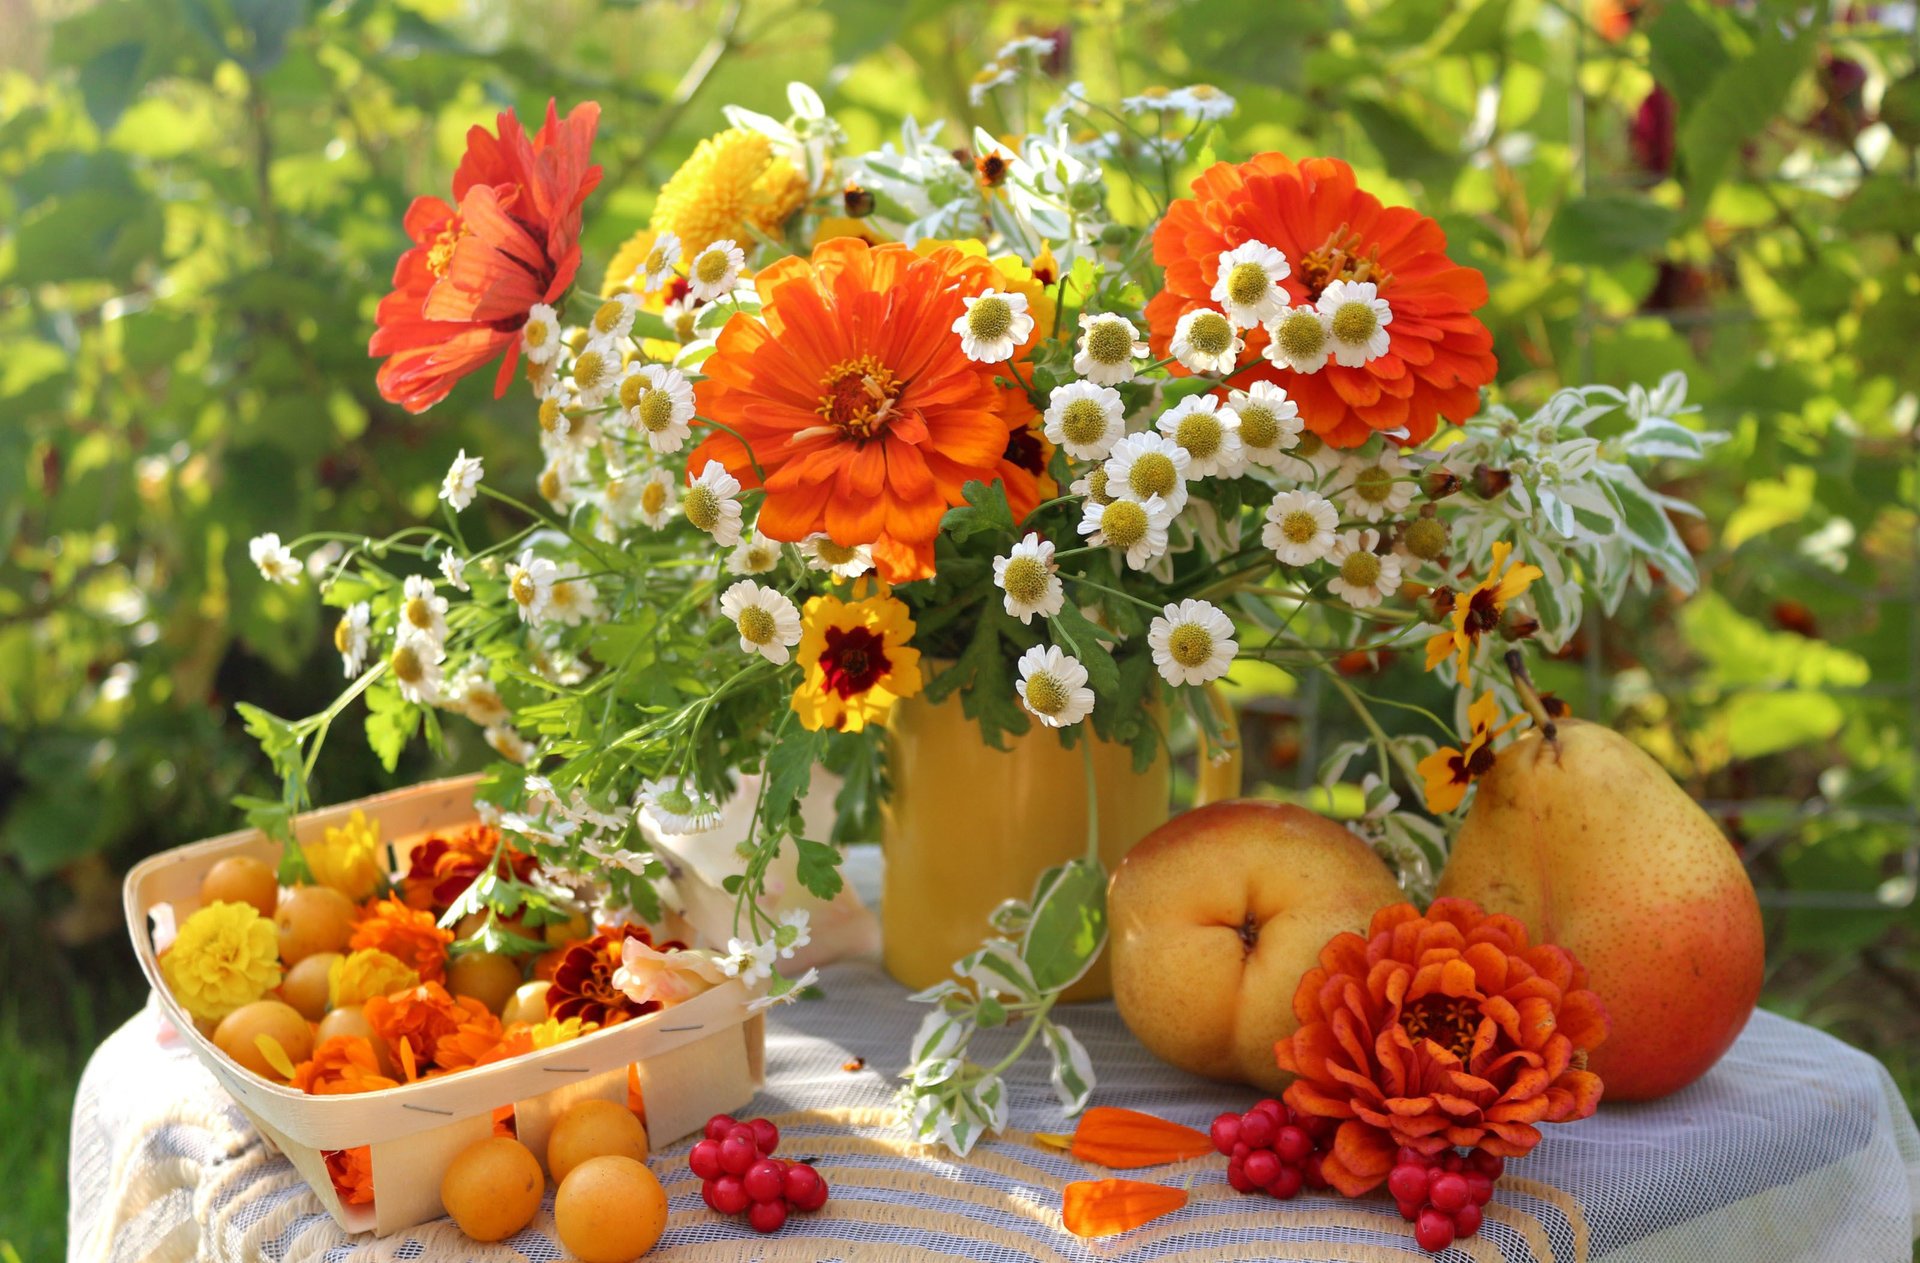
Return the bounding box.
[1504,649,1558,743]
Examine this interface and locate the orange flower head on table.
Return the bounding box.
[364,982,492,1071]
[351,896,454,985]
[401,823,536,912]
[549,924,682,1025]
[1146,153,1496,449]
[324,1146,375,1206]
[290,1036,400,1096]
[432,1007,508,1073]
[1275,897,1609,1197]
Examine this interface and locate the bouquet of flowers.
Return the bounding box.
[242,44,1720,1152]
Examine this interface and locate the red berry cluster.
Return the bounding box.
[1208,1098,1336,1200]
[688,1113,830,1234]
[1387,1147,1503,1252]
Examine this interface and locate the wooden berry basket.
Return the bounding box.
[122,774,766,1236]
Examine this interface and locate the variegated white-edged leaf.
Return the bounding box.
[958,938,1040,1000]
[1042,1021,1095,1115]
[909,1008,975,1064]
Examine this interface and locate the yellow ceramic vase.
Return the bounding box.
[880,688,1240,1002]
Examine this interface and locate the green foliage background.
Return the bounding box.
[2,0,1916,1255]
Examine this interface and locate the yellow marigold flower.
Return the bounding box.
[650,129,807,255]
[528,1015,598,1049]
[162,901,283,1021]
[1423,541,1544,686]
[913,239,1056,350]
[329,947,422,1009]
[301,808,384,903]
[812,215,892,248]
[1415,692,1521,814]
[791,592,924,733]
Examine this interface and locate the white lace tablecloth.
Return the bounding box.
[69,961,1920,1263]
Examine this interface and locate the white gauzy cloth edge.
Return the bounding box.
[71,961,1920,1263]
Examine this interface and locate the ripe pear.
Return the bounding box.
[1436,718,1764,1101]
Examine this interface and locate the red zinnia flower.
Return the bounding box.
[1146,154,1497,449]
[370,101,602,413]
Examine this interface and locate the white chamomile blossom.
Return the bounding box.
[1335,447,1416,522]
[1070,467,1112,506]
[719,936,775,985]
[567,343,620,408]
[728,529,783,576]
[968,62,1018,105]
[1261,489,1339,565]
[304,540,343,580]
[1077,492,1174,571]
[584,291,637,351]
[1156,394,1244,480]
[1277,430,1346,484]
[686,239,746,303]
[1326,528,1403,609]
[682,461,744,547]
[746,967,820,1013]
[636,777,721,835]
[387,635,444,706]
[333,602,371,677]
[1120,88,1185,116]
[1174,83,1236,120]
[398,574,448,645]
[1074,311,1147,385]
[521,304,562,365]
[1210,241,1291,329]
[719,581,803,664]
[443,659,508,726]
[629,467,677,530]
[800,534,873,579]
[1105,431,1192,513]
[1169,306,1244,374]
[661,296,699,345]
[952,288,1034,363]
[773,908,812,959]
[438,551,469,592]
[996,33,1057,60]
[248,533,301,585]
[1317,279,1393,367]
[1148,598,1238,686]
[1014,645,1096,728]
[993,533,1064,625]
[1042,381,1125,461]
[484,724,535,765]
[546,564,602,628]
[506,549,558,624]
[1229,381,1305,469]
[616,363,696,453]
[1263,305,1333,375]
[636,231,681,294]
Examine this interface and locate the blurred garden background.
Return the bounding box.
[2,0,1917,1256]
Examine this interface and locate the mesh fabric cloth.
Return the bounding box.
[70,961,1920,1263]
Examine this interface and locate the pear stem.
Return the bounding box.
[1504,649,1558,744]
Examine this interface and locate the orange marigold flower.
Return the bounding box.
[549,925,680,1026]
[1423,542,1544,685]
[1275,898,1609,1197]
[351,896,454,984]
[364,982,491,1070]
[688,238,1046,583]
[324,1146,375,1206]
[1415,692,1521,814]
[290,1036,400,1096]
[432,1009,508,1073]
[1146,153,1496,449]
[401,824,536,912]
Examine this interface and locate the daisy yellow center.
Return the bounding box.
[1189,84,1224,101]
[574,349,609,392]
[813,539,859,566]
[1085,319,1135,365]
[1174,411,1223,460]
[1282,510,1319,544]
[1340,551,1383,589]
[737,606,776,645]
[1100,499,1149,549]
[672,308,698,341]
[1167,624,1213,668]
[1185,311,1235,356]
[683,485,722,531]
[1239,403,1279,449]
[745,543,777,568]
[1060,398,1109,447]
[1296,431,1325,458]
[640,482,669,515]
[539,468,562,502]
[592,300,626,335]
[389,643,423,683]
[1225,261,1271,308]
[525,321,551,349]
[1406,518,1449,559]
[644,245,670,274]
[404,596,433,629]
[966,296,1014,342]
[1024,671,1068,715]
[819,355,902,442]
[1274,310,1328,360]
[510,570,536,607]
[1353,464,1394,503]
[638,388,677,432]
[1331,300,1379,345]
[693,249,731,286]
[1128,452,1178,500]
[1001,555,1050,604]
[1084,467,1113,505]
[539,398,563,432]
[333,618,354,654]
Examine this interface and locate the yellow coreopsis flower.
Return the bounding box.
[1423,541,1544,686]
[301,808,384,903]
[791,592,924,733]
[329,948,422,1010]
[528,1015,598,1050]
[1415,692,1521,814]
[161,901,283,1021]
[650,128,808,254]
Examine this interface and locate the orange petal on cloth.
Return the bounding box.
[1062,1179,1188,1238]
[1064,1107,1216,1169]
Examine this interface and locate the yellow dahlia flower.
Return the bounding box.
[329,947,421,1009]
[651,128,807,253]
[790,592,923,733]
[302,809,384,903]
[162,901,283,1021]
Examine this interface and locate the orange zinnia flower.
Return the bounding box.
[370,101,602,413]
[689,238,1046,583]
[351,896,454,984]
[290,1036,400,1096]
[549,924,681,1026]
[401,823,536,912]
[432,1009,508,1073]
[324,1146,375,1206]
[364,982,491,1070]
[1146,154,1496,449]
[1275,898,1609,1198]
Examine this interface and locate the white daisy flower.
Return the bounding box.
[682,461,744,547]
[1275,429,1346,484]
[727,529,783,576]
[397,574,448,645]
[1155,394,1244,480]
[773,908,812,958]
[1169,306,1244,375]
[800,534,873,579]
[746,967,820,1012]
[520,304,562,365]
[1326,528,1404,609]
[1262,489,1340,565]
[627,467,678,530]
[546,564,601,627]
[1074,311,1147,385]
[1334,447,1416,522]
[333,602,371,677]
[1148,598,1238,686]
[1317,279,1393,368]
[616,363,696,453]
[1069,467,1113,506]
[388,635,444,705]
[1042,381,1125,461]
[686,239,746,303]
[719,580,803,664]
[661,296,699,344]
[1229,381,1305,469]
[1263,306,1333,375]
[303,540,343,580]
[1120,89,1185,116]
[1104,431,1192,513]
[636,777,722,835]
[968,63,1018,105]
[992,532,1064,625]
[567,344,620,408]
[444,660,509,727]
[636,231,681,294]
[1014,644,1096,728]
[483,724,535,765]
[506,549,558,624]
[952,288,1034,363]
[438,551,469,592]
[1077,492,1174,571]
[995,33,1057,59]
[584,291,637,351]
[1211,241,1291,329]
[248,533,301,585]
[719,936,775,985]
[1174,83,1236,120]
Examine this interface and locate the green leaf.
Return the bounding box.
[1041,1020,1095,1115]
[1879,72,1920,146]
[941,479,1016,544]
[793,836,844,901]
[363,679,419,773]
[1645,0,1730,110]
[1678,22,1815,208]
[762,726,824,834]
[1020,859,1108,994]
[1546,196,1679,266]
[1048,604,1119,697]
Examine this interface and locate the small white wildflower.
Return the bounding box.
[333,602,371,677]
[636,777,721,835]
[1262,489,1340,565]
[800,534,873,579]
[1230,381,1304,469]
[388,635,444,705]
[616,363,696,453]
[1173,83,1236,121]
[1334,447,1416,523]
[686,239,746,303]
[584,291,637,351]
[719,580,803,664]
[1147,598,1238,686]
[992,532,1064,625]
[1105,431,1191,513]
[438,551,469,592]
[746,966,820,1012]
[520,304,561,365]
[953,288,1034,364]
[1211,241,1291,329]
[484,724,535,764]
[1077,492,1174,571]
[1317,279,1393,368]
[661,296,699,344]
[546,564,601,628]
[506,549,558,624]
[1042,381,1125,461]
[719,936,775,985]
[1120,88,1185,116]
[728,529,783,576]
[304,541,343,580]
[1074,311,1147,386]
[773,909,812,959]
[637,231,681,295]
[682,461,744,547]
[568,345,619,408]
[397,574,448,645]
[968,63,1018,105]
[1264,306,1333,375]
[248,533,301,585]
[995,34,1057,60]
[629,467,678,530]
[1170,306,1244,374]
[1326,528,1403,609]
[444,660,509,727]
[1014,644,1095,728]
[1156,394,1244,480]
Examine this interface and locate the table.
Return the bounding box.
[69,961,1920,1263]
